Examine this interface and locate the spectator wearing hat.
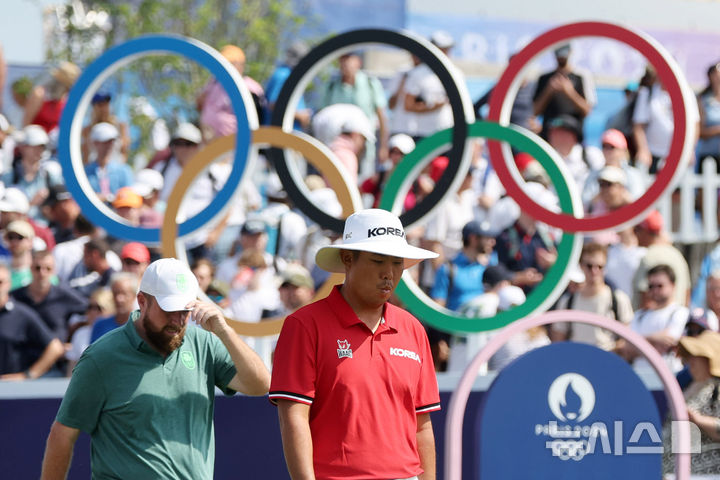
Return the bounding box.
[0,186,55,250]
[317,50,389,171]
[631,210,690,309]
[585,166,632,246]
[361,134,418,210]
[277,264,315,316]
[329,109,376,184]
[533,43,596,140]
[675,307,720,389]
[131,168,164,228]
[546,114,604,190]
[12,249,88,342]
[112,187,144,227]
[120,242,151,279]
[215,219,284,287]
[153,122,202,202]
[582,128,649,207]
[23,61,80,132]
[198,44,267,139]
[85,122,133,201]
[0,262,65,381]
[5,219,36,289]
[3,125,63,221]
[402,32,456,142]
[662,331,720,475]
[431,220,497,312]
[81,91,131,160]
[43,185,79,244]
[551,242,633,350]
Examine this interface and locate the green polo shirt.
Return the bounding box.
[56,311,237,479]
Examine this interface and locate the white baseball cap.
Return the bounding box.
[139,258,200,312]
[0,187,30,214]
[498,285,526,311]
[132,168,165,198]
[90,122,119,142]
[22,125,49,146]
[431,30,455,50]
[388,134,415,155]
[598,165,627,186]
[315,209,438,273]
[172,122,202,144]
[341,113,375,142]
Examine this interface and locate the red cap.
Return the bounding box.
[429,156,449,183]
[120,242,151,263]
[601,129,628,150]
[514,152,535,172]
[638,210,663,233]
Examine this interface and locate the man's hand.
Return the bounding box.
[188,300,228,335]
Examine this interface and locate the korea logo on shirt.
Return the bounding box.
[337,339,353,359]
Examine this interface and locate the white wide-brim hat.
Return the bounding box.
[315,209,438,273]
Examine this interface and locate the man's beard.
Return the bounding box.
[142,312,186,355]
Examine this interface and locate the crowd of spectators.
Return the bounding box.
[0,33,720,405]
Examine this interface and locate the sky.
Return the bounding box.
[1,0,56,65]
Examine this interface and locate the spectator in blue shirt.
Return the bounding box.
[84,122,133,203]
[90,272,138,343]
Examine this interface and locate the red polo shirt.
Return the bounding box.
[270,286,440,480]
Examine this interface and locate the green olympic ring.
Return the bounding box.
[379,121,583,333]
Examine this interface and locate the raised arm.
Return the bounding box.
[190,300,270,395]
[41,421,80,480]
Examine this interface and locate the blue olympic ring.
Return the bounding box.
[58,34,257,243]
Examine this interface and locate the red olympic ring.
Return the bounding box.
[487,21,696,232]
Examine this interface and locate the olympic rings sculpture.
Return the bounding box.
[57,22,695,337]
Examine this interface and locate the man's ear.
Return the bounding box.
[137,292,146,311]
[339,249,353,268]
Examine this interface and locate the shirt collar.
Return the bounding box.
[123,310,150,352]
[326,285,398,333]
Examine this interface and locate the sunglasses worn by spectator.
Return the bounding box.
[88,304,103,312]
[648,283,666,290]
[33,265,53,272]
[6,233,25,241]
[122,258,141,266]
[602,143,618,150]
[583,262,605,271]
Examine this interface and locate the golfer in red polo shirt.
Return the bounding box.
[270,209,441,480]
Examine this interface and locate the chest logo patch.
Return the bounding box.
[180,350,196,370]
[337,339,353,359]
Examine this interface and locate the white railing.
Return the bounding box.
[654,156,720,245]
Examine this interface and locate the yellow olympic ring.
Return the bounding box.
[161,126,363,336]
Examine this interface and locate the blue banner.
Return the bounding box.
[479,342,662,479]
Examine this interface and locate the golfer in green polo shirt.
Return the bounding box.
[40,258,270,479]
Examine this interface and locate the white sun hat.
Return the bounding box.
[139,258,200,311]
[315,209,438,273]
